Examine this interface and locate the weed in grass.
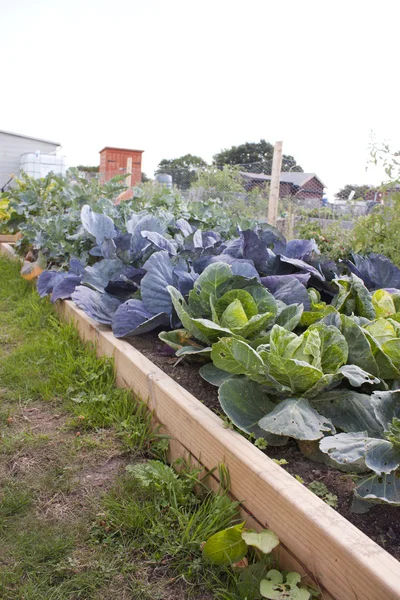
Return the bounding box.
[67,390,170,459]
[97,461,240,587]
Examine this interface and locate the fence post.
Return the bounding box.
[268,141,283,226]
[125,157,132,188]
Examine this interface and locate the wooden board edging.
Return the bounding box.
[0,242,19,259]
[1,242,399,600]
[0,233,20,243]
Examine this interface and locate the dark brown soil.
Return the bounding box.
[128,332,221,411]
[128,331,400,562]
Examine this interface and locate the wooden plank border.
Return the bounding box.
[0,242,19,259]
[0,234,20,243]
[1,242,399,600]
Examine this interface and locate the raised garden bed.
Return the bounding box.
[1,240,400,600]
[122,330,400,561]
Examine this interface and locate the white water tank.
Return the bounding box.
[20,151,67,179]
[155,173,173,189]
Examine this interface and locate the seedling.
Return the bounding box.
[308,481,338,508]
[202,524,312,599]
[260,570,310,600]
[272,458,288,466]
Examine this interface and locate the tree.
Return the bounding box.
[76,165,99,173]
[212,139,303,173]
[334,184,378,201]
[191,165,246,195]
[155,154,208,189]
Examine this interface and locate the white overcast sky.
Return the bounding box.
[2,0,400,196]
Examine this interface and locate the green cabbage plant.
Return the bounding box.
[341,315,400,380]
[210,323,377,397]
[202,323,380,447]
[159,263,303,359]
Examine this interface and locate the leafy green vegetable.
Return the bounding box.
[385,417,400,448]
[202,523,247,565]
[332,274,375,319]
[211,337,267,381]
[372,289,397,318]
[274,303,304,331]
[160,263,285,353]
[341,315,400,380]
[319,389,400,508]
[212,323,352,397]
[310,390,383,436]
[258,399,335,441]
[260,570,310,600]
[218,377,287,445]
[354,471,400,507]
[8,169,400,511]
[241,530,279,554]
[300,289,338,327]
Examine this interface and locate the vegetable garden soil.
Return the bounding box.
[129,332,400,561]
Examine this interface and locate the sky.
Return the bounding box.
[2,0,400,197]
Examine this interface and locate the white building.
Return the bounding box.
[0,129,65,190]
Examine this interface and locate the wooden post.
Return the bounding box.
[268,141,283,226]
[125,157,132,188]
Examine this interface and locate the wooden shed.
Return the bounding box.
[99,146,144,185]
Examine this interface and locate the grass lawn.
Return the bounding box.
[0,256,241,600]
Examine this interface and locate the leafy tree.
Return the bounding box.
[345,193,400,264]
[76,165,99,173]
[190,165,269,221]
[155,154,208,189]
[191,165,245,195]
[334,184,378,201]
[212,139,303,173]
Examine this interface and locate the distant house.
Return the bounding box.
[239,171,325,201]
[0,129,62,189]
[364,186,400,202]
[339,185,400,204]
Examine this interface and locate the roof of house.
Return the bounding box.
[240,171,326,188]
[99,146,144,154]
[0,129,61,146]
